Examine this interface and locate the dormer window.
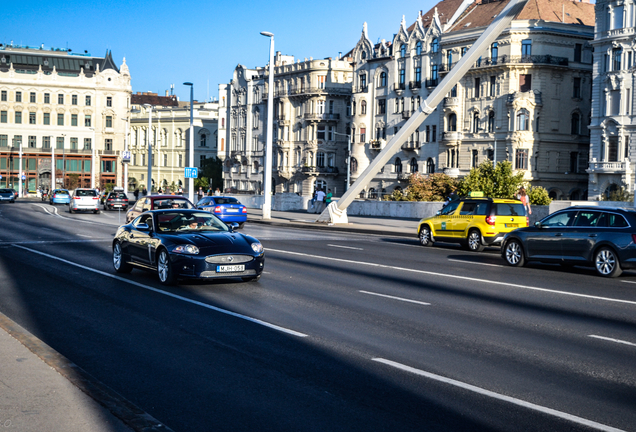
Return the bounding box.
[400,44,406,58]
[416,41,422,56]
[431,38,439,53]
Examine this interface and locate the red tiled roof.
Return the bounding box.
[131,93,179,107]
[407,0,468,32]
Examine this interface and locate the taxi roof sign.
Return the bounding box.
[469,191,484,197]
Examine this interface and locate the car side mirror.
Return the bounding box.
[436,211,441,216]
[228,222,239,231]
[136,223,150,231]
[534,221,542,228]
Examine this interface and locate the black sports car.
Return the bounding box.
[112,209,264,284]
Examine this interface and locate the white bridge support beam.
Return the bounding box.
[317,0,529,224]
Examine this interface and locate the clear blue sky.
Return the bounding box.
[3,0,433,102]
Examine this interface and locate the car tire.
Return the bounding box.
[242,275,261,282]
[113,242,133,273]
[93,209,100,214]
[157,249,176,285]
[594,247,622,278]
[238,222,245,229]
[503,239,526,267]
[69,208,74,214]
[466,229,485,252]
[418,225,433,247]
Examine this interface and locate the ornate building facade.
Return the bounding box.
[350,0,595,199]
[0,43,131,191]
[587,0,636,199]
[220,54,353,197]
[129,92,218,192]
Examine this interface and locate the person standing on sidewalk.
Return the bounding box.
[315,188,326,213]
[325,189,333,207]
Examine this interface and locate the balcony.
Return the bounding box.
[409,81,422,94]
[301,166,339,175]
[424,78,438,88]
[443,168,460,178]
[303,112,340,121]
[588,161,626,173]
[402,110,413,120]
[402,141,420,151]
[392,82,406,94]
[353,85,368,94]
[472,54,568,69]
[369,139,385,150]
[397,173,410,180]
[442,131,461,142]
[443,97,460,107]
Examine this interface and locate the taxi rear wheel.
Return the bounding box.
[419,226,433,247]
[466,229,485,252]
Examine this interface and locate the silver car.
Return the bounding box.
[69,188,100,214]
[0,188,16,203]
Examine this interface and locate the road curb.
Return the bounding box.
[0,311,174,432]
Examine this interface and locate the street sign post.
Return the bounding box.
[184,167,198,179]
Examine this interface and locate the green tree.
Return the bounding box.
[603,186,633,202]
[199,157,223,191]
[385,173,458,201]
[527,185,551,205]
[457,160,525,199]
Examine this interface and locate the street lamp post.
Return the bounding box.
[17,137,23,197]
[260,31,274,219]
[61,134,66,188]
[144,104,153,194]
[90,128,96,189]
[183,82,195,204]
[51,137,55,191]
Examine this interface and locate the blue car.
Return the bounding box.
[197,196,247,228]
[49,189,71,205]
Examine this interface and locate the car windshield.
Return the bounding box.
[55,190,70,195]
[76,189,96,197]
[154,199,194,210]
[155,211,230,233]
[214,198,239,204]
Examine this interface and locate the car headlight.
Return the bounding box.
[173,244,200,255]
[251,242,264,254]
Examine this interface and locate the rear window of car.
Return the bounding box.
[76,189,97,197]
[597,212,629,228]
[109,192,127,199]
[55,190,70,195]
[214,198,239,204]
[154,199,193,209]
[494,203,525,216]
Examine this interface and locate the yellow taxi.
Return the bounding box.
[417,196,529,251]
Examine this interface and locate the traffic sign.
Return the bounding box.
[21,174,26,180]
[122,150,131,162]
[184,167,198,178]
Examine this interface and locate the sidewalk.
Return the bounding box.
[246,207,419,238]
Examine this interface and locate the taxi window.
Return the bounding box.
[459,202,476,215]
[541,211,576,227]
[474,202,489,216]
[440,201,460,216]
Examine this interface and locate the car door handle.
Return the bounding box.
[588,234,597,238]
[555,233,563,236]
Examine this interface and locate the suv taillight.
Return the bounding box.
[242,207,247,213]
[526,216,529,226]
[486,216,496,226]
[214,206,222,213]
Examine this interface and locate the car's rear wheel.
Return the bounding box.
[93,209,99,214]
[466,229,485,252]
[113,242,133,273]
[242,275,261,282]
[238,222,245,229]
[69,208,74,214]
[419,225,433,247]
[595,247,622,278]
[504,239,525,267]
[157,249,176,285]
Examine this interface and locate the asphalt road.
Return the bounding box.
[1,200,635,432]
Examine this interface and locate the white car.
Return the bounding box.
[69,188,100,214]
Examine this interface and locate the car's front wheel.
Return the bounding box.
[595,247,622,278]
[113,242,133,273]
[419,225,433,247]
[157,249,176,285]
[504,239,526,267]
[466,229,485,252]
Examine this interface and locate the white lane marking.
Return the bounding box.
[76,234,93,238]
[328,244,364,251]
[0,239,110,246]
[360,290,430,306]
[621,280,636,285]
[448,258,505,268]
[267,249,636,307]
[14,245,307,338]
[589,335,636,348]
[373,358,625,432]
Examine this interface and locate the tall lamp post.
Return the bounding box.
[183,82,195,204]
[51,137,55,191]
[121,109,139,191]
[144,104,153,194]
[61,134,66,188]
[260,31,274,219]
[90,127,96,189]
[16,136,23,197]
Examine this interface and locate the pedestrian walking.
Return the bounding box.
[178,186,183,195]
[197,187,204,203]
[133,189,139,201]
[314,188,326,213]
[325,189,333,206]
[517,187,532,215]
[214,188,221,196]
[142,187,147,196]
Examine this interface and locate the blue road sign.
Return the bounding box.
[184,167,198,178]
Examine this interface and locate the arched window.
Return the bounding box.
[447,113,457,131]
[394,157,403,174]
[473,112,480,133]
[416,41,422,56]
[426,158,435,174]
[488,111,495,132]
[200,134,207,147]
[516,109,530,131]
[361,100,367,115]
[317,151,325,168]
[369,188,378,199]
[571,112,580,135]
[410,158,418,173]
[361,51,367,60]
[350,157,358,173]
[379,72,387,87]
[431,38,439,53]
[400,44,406,58]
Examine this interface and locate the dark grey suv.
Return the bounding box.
[502,207,636,277]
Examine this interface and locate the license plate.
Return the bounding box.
[113,204,121,207]
[225,208,238,213]
[217,265,245,272]
[505,224,518,228]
